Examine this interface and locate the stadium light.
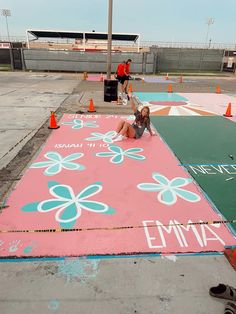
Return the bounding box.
[106,0,113,79]
[205,18,214,47]
[1,9,11,41]
[199,17,215,71]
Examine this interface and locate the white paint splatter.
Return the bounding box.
[210,223,221,228]
[8,240,21,253]
[0,240,4,251]
[161,254,178,262]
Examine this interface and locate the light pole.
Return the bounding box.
[1,9,11,41]
[199,17,215,71]
[106,0,113,79]
[205,18,214,48]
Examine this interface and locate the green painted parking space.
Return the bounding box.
[151,116,236,233]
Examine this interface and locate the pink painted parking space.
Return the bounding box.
[0,114,235,257]
[135,92,236,117]
[178,93,236,119]
[87,74,106,81]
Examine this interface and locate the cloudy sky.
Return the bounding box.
[0,0,235,44]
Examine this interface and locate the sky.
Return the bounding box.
[0,0,236,44]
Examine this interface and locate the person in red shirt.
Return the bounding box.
[125,59,132,76]
[116,61,127,93]
[116,62,125,77]
[116,59,132,104]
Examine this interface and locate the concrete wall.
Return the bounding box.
[23,49,155,74]
[151,47,224,72]
[1,47,223,73]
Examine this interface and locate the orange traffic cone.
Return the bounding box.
[128,83,133,93]
[165,73,169,80]
[83,72,88,80]
[223,103,232,117]
[179,75,183,83]
[168,84,173,93]
[100,73,104,82]
[142,78,145,83]
[48,111,60,129]
[87,99,96,113]
[216,86,221,94]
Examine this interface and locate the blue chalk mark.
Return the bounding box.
[0,251,225,263]
[23,245,33,254]
[48,299,60,311]
[175,252,223,257]
[57,258,100,283]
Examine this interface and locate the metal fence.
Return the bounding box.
[0,36,236,50]
[23,49,155,73]
[151,47,224,72]
[0,45,231,73]
[23,47,225,73]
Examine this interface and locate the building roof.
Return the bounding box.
[27,29,139,42]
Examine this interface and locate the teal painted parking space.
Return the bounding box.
[134,92,188,102]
